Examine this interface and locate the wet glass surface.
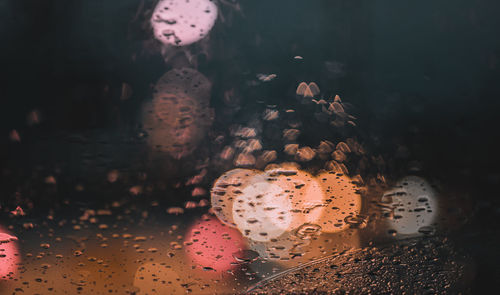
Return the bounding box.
[1,0,500,294]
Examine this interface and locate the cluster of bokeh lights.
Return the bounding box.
[210,164,363,243]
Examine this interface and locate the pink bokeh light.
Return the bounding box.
[0,228,20,280]
[184,215,245,272]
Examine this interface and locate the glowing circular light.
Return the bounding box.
[184,215,245,272]
[151,0,218,46]
[262,166,325,231]
[232,181,293,242]
[211,168,263,227]
[0,227,20,280]
[142,68,213,159]
[382,176,438,235]
[314,171,363,233]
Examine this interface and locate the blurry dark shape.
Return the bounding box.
[283,129,300,141]
[248,237,472,294]
[26,109,41,125]
[106,170,120,183]
[142,68,214,159]
[120,83,133,100]
[9,130,20,142]
[223,88,241,108]
[44,175,57,184]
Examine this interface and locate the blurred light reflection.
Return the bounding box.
[0,227,20,280]
[211,168,262,227]
[381,176,439,236]
[184,215,246,272]
[315,171,362,233]
[233,181,292,242]
[263,167,325,231]
[142,68,213,159]
[211,166,365,251]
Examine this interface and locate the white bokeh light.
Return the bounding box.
[211,168,264,227]
[151,0,218,46]
[382,176,439,235]
[232,181,293,242]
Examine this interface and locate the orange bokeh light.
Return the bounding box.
[315,171,362,233]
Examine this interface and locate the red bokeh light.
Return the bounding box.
[184,215,246,272]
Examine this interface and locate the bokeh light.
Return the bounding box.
[151,0,218,46]
[211,165,367,243]
[142,68,213,159]
[232,181,293,242]
[0,227,20,280]
[382,176,438,236]
[263,166,325,231]
[211,168,263,227]
[314,171,363,233]
[184,215,246,272]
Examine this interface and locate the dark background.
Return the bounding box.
[1,0,499,291]
[1,0,499,184]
